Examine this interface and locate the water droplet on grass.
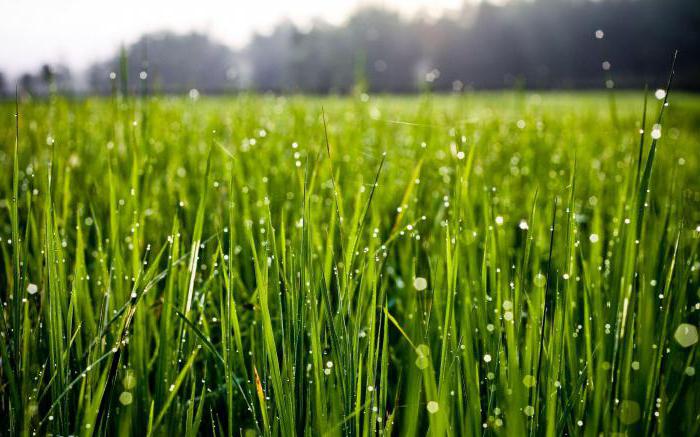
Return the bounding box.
[119,391,133,405]
[426,401,439,414]
[413,277,428,291]
[534,273,546,287]
[123,372,136,389]
[415,344,430,369]
[674,323,698,347]
[522,375,536,388]
[619,400,641,424]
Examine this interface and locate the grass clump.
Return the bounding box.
[0,87,699,436]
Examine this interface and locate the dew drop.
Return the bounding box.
[415,344,430,369]
[413,277,428,291]
[674,323,698,347]
[619,400,641,424]
[534,273,546,287]
[522,374,536,388]
[426,401,439,414]
[123,372,136,389]
[119,391,133,406]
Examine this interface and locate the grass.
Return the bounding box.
[0,86,699,436]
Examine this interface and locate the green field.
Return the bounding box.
[1,91,699,436]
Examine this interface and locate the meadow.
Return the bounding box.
[1,88,699,436]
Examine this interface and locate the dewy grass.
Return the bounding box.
[1,86,699,435]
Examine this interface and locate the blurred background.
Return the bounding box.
[1,0,698,97]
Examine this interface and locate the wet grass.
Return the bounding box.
[1,88,699,436]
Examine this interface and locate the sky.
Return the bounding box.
[0,0,465,77]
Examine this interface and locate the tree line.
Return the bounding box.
[2,0,698,97]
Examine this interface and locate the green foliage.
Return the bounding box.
[0,90,699,436]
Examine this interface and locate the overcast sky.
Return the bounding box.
[0,0,465,77]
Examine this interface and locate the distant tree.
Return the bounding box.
[345,8,422,92]
[38,64,73,95]
[88,31,239,94]
[14,64,73,97]
[19,73,35,96]
[246,21,302,92]
[41,64,54,85]
[0,71,7,98]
